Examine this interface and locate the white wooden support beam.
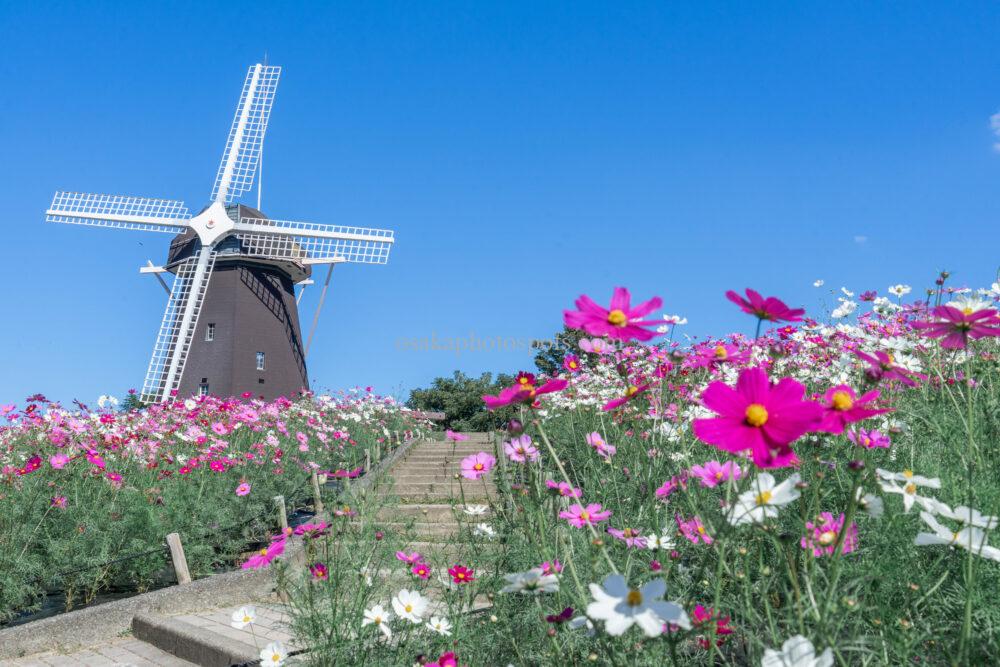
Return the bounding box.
[143,260,171,295]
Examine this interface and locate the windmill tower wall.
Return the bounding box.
[166,205,310,401]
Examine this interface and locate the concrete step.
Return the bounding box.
[376,504,491,521]
[132,613,258,667]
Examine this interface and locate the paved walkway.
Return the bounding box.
[4,434,493,666]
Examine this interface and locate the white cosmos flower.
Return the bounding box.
[474,523,496,538]
[813,280,825,287]
[464,504,488,516]
[841,287,854,297]
[586,574,690,637]
[728,473,802,526]
[855,488,884,519]
[391,589,429,623]
[947,294,992,313]
[662,314,688,325]
[569,615,596,635]
[761,635,833,667]
[426,616,452,636]
[184,399,197,410]
[645,533,675,551]
[831,300,858,319]
[888,284,912,297]
[259,641,289,666]
[914,512,1000,562]
[878,480,939,513]
[230,605,256,629]
[97,394,119,409]
[501,568,560,594]
[876,468,940,488]
[362,604,393,637]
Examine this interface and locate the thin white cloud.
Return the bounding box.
[854,235,868,244]
[991,111,1000,152]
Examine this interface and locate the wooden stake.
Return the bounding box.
[273,495,288,534]
[310,470,324,513]
[365,450,372,474]
[166,532,191,585]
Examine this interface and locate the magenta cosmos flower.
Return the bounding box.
[448,564,475,584]
[801,512,858,557]
[545,479,583,498]
[911,305,1000,349]
[847,428,891,449]
[559,503,612,528]
[688,342,750,370]
[482,378,568,410]
[676,515,713,545]
[242,535,286,570]
[460,451,497,480]
[689,460,742,488]
[602,383,650,411]
[854,350,924,387]
[726,288,805,323]
[816,385,891,435]
[692,366,823,468]
[563,287,663,342]
[563,354,582,373]
[607,527,647,548]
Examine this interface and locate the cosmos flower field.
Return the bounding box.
[0,390,426,625]
[271,277,1000,666]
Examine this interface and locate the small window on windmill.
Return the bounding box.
[205,323,215,342]
[256,351,266,371]
[198,383,209,396]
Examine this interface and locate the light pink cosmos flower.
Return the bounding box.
[801,512,858,557]
[503,435,540,463]
[446,430,470,442]
[51,495,68,509]
[564,287,664,342]
[847,428,891,450]
[396,551,423,564]
[585,432,616,459]
[816,385,891,435]
[49,454,70,469]
[559,503,612,528]
[912,305,1000,349]
[607,527,647,548]
[545,479,583,498]
[854,350,925,388]
[692,366,823,469]
[677,515,713,545]
[579,338,614,355]
[235,481,251,496]
[539,559,563,575]
[689,460,742,488]
[460,452,497,480]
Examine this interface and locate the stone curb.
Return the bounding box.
[132,613,259,667]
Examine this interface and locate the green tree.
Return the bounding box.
[533,326,586,376]
[407,370,517,432]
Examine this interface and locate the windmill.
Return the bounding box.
[45,64,395,403]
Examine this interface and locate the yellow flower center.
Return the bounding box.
[259,549,268,556]
[623,528,634,538]
[626,589,643,606]
[745,403,769,427]
[272,656,280,663]
[904,483,917,495]
[608,309,628,327]
[374,616,382,625]
[818,530,837,546]
[474,463,483,470]
[243,615,252,623]
[519,378,531,386]
[626,385,640,397]
[962,306,975,315]
[697,525,706,534]
[714,345,728,359]
[831,390,854,411]
[579,511,590,522]
[715,471,724,480]
[404,603,413,613]
[902,470,913,478]
[570,360,578,368]
[755,490,773,506]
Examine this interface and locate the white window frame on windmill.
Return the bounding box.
[199,382,210,396]
[256,351,266,371]
[205,323,216,342]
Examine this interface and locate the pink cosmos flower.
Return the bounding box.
[607,527,647,548]
[86,451,106,469]
[579,338,614,355]
[654,474,688,500]
[411,562,432,580]
[562,354,582,373]
[677,515,713,545]
[801,512,858,557]
[460,452,497,480]
[448,564,475,584]
[816,385,891,434]
[545,479,583,498]
[688,343,750,369]
[564,287,663,342]
[427,652,459,667]
[49,454,70,469]
[396,551,423,564]
[482,378,568,410]
[559,503,612,528]
[585,432,616,459]
[854,350,924,388]
[602,383,650,411]
[689,460,742,488]
[235,481,251,496]
[294,522,329,538]
[692,605,733,650]
[912,305,1000,349]
[503,435,540,463]
[539,559,563,575]
[51,495,68,509]
[242,535,286,570]
[692,366,823,468]
[310,562,329,581]
[446,430,470,442]
[726,288,805,323]
[847,428,891,449]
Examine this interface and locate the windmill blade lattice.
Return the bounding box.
[141,249,217,402]
[46,192,191,233]
[233,218,395,264]
[210,65,281,204]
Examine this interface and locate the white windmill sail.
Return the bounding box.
[46,192,191,232]
[232,216,395,265]
[140,248,217,402]
[211,64,281,204]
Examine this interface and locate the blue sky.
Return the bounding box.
[2,2,999,406]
